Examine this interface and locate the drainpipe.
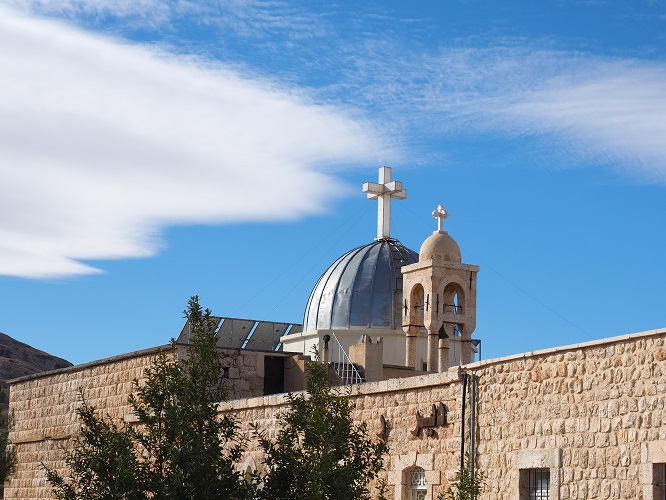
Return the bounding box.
[460,371,468,472]
[469,373,476,499]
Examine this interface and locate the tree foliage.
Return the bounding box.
[46,296,248,500]
[45,297,390,500]
[253,354,388,500]
[0,394,16,498]
[440,454,485,500]
[45,398,145,500]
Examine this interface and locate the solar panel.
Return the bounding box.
[216,318,256,349]
[244,322,290,351]
[286,324,303,335]
[176,316,222,344]
[177,316,303,352]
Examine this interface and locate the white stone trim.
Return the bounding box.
[391,453,440,500]
[512,449,561,500]
[640,441,666,500]
[402,260,479,273]
[512,448,561,469]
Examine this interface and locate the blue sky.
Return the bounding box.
[0,0,665,365]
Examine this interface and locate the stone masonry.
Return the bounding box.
[225,328,666,499]
[6,328,666,499]
[5,344,272,500]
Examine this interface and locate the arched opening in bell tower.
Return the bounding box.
[442,282,464,317]
[404,283,426,369]
[409,283,425,328]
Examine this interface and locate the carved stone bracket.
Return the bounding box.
[376,414,389,438]
[411,402,447,438]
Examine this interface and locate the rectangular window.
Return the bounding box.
[656,464,666,500]
[520,469,550,500]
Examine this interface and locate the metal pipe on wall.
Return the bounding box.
[460,371,468,472]
[470,373,476,499]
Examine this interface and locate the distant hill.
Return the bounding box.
[0,332,72,394]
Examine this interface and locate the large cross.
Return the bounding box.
[363,166,406,240]
[432,204,449,232]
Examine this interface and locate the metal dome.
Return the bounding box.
[303,239,418,332]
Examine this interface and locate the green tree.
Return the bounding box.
[440,454,485,500]
[46,296,248,500]
[0,393,16,498]
[253,354,388,500]
[45,396,146,500]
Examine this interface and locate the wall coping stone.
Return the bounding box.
[9,325,664,396]
[8,344,301,386]
[7,345,171,385]
[218,368,462,412]
[459,326,666,371]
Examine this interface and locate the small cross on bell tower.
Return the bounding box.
[432,205,449,233]
[363,166,407,240]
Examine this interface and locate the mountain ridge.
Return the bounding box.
[0,332,72,390]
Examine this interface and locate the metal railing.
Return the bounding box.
[443,304,463,314]
[328,332,364,386]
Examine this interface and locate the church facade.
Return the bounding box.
[5,168,666,499]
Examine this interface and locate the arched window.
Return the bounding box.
[409,284,425,327]
[409,466,427,500]
[243,457,257,485]
[443,283,464,315]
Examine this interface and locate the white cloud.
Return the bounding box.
[12,1,666,185]
[0,6,392,279]
[501,62,666,181]
[4,3,665,282]
[343,46,666,182]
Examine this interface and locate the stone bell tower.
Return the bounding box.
[401,205,479,372]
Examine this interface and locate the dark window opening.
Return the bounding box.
[655,464,666,500]
[263,356,285,396]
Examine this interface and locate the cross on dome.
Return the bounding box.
[432,204,449,232]
[363,166,407,240]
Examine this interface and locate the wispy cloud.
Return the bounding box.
[450,52,666,181]
[0,6,392,279]
[328,44,666,182]
[5,0,328,37]
[3,1,666,280]
[3,0,170,24]
[500,60,666,181]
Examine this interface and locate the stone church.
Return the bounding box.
[6,168,666,499]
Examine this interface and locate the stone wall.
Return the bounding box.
[5,328,666,499]
[470,330,666,500]
[5,345,273,500]
[227,329,666,499]
[219,370,462,500]
[7,347,160,500]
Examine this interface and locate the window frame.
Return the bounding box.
[520,468,550,500]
